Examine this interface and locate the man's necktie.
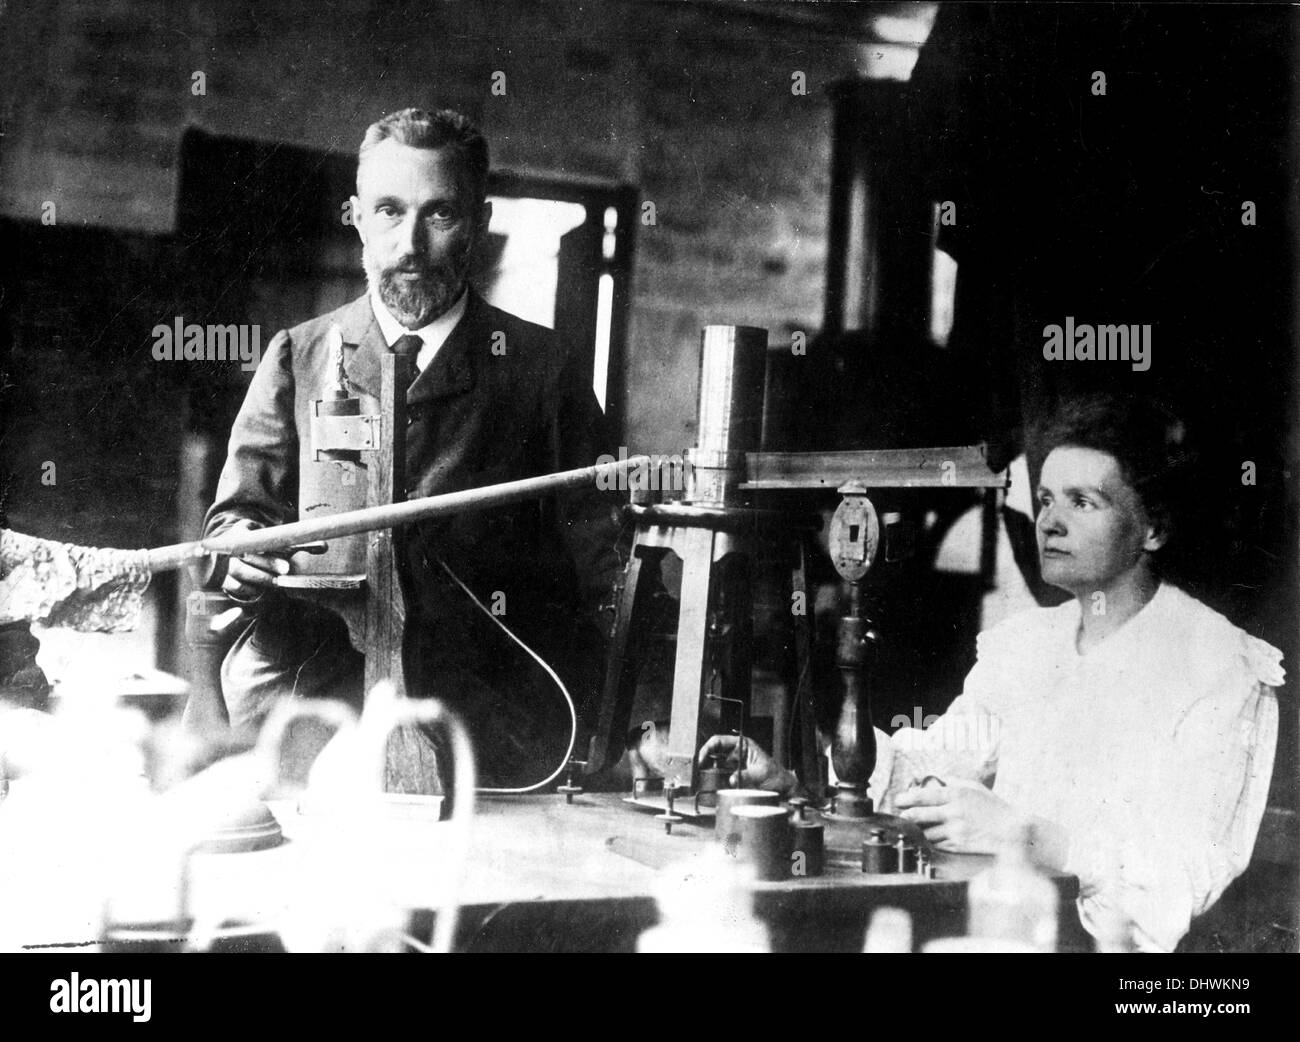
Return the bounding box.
[393,333,424,382]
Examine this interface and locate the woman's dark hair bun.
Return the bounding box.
[1029,392,1198,546]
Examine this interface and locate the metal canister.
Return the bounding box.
[694,752,729,810]
[788,797,824,877]
[731,805,792,881]
[300,393,369,576]
[715,788,780,844]
[685,325,768,507]
[862,827,895,874]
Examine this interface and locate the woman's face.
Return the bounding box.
[1035,446,1165,597]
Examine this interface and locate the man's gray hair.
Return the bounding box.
[357,107,489,202]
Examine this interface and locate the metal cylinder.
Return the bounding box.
[313,395,364,463]
[299,395,369,576]
[687,325,768,507]
[715,788,780,843]
[862,827,895,874]
[790,816,825,878]
[731,805,792,881]
[694,756,729,810]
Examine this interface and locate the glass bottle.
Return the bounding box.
[966,823,1058,952]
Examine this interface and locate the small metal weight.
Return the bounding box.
[694,751,729,810]
[862,827,894,874]
[787,797,824,877]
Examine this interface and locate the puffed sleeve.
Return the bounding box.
[875,624,1011,810]
[1068,641,1281,952]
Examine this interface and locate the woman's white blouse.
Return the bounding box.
[876,582,1282,952]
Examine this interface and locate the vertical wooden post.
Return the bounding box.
[365,340,413,697]
[367,337,440,794]
[663,527,716,792]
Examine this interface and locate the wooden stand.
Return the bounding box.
[284,337,441,793]
[587,503,823,796]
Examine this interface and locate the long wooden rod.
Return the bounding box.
[146,455,649,572]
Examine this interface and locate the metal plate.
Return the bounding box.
[828,493,879,581]
[742,445,1008,490]
[622,793,716,821]
[310,412,380,452]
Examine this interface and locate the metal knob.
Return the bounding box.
[657,784,685,835]
[557,759,586,805]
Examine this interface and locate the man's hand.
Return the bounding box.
[894,777,1021,854]
[697,734,797,795]
[222,552,290,604]
[212,519,291,604]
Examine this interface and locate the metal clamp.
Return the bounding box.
[310,410,381,456]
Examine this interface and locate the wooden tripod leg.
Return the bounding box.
[715,552,753,754]
[588,548,649,773]
[664,526,715,791]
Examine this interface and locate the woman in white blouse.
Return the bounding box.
[705,394,1282,952]
[894,394,1282,951]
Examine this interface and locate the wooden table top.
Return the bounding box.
[462,791,1011,901]
[66,791,1081,952]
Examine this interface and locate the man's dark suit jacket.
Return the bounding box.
[204,290,624,787]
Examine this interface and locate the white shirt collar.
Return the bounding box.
[1061,579,1173,662]
[369,287,469,371]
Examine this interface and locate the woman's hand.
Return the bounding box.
[896,778,1071,866]
[894,777,1021,854]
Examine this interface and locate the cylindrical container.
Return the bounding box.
[695,325,768,455]
[861,827,895,874]
[299,396,369,576]
[715,789,780,843]
[730,805,792,882]
[694,759,729,810]
[967,824,1058,952]
[686,325,768,507]
[313,395,364,463]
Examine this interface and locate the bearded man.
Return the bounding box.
[202,108,623,789]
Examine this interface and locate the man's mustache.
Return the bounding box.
[386,259,442,277]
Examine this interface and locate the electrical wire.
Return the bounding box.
[432,555,577,796]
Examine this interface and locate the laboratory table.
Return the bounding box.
[78,791,1085,953]
[439,792,1087,952]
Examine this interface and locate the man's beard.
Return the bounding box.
[364,246,470,328]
